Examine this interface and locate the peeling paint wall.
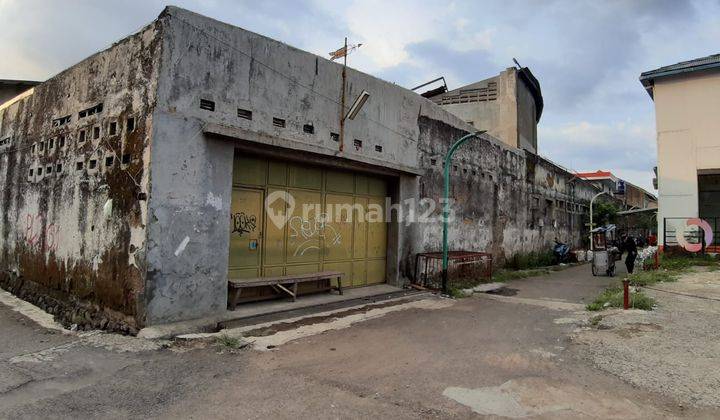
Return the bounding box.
[0,21,162,330]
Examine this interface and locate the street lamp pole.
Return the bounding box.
[442,131,486,295]
[589,191,607,251]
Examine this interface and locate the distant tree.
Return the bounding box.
[593,201,619,226]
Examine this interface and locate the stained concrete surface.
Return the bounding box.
[2,265,717,419]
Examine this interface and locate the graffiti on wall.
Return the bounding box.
[288,213,342,256]
[231,212,257,236]
[23,213,60,252]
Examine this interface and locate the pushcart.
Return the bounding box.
[591,225,618,277]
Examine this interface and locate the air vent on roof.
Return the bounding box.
[273,117,285,128]
[200,99,215,111]
[303,124,314,134]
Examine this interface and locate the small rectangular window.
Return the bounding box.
[89,159,97,169]
[46,165,52,174]
[330,133,339,142]
[353,139,362,148]
[56,163,62,173]
[374,145,383,152]
[237,108,252,120]
[109,121,117,135]
[48,138,54,149]
[430,158,437,166]
[29,168,34,177]
[303,124,314,134]
[121,154,131,165]
[39,141,45,151]
[272,117,285,128]
[37,167,43,176]
[79,130,86,143]
[126,117,135,132]
[105,156,114,167]
[76,161,84,171]
[200,99,215,111]
[58,135,65,148]
[93,126,100,140]
[31,144,36,154]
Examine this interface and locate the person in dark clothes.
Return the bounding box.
[622,235,638,274]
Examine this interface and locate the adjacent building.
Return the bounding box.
[0,7,601,330]
[640,54,720,249]
[576,170,657,210]
[0,80,40,104]
[426,67,542,154]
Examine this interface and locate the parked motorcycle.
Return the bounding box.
[553,239,570,264]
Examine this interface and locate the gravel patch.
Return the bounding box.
[570,270,720,407]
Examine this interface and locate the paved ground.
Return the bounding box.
[2,264,718,419]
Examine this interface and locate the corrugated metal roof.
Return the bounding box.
[641,54,720,78]
[639,53,720,98]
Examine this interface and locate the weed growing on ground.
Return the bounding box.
[504,250,556,270]
[628,270,678,286]
[589,314,603,326]
[216,334,243,350]
[447,287,469,299]
[660,254,719,270]
[586,286,655,311]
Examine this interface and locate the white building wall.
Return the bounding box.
[652,69,720,243]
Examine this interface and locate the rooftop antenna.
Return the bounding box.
[513,58,522,69]
[329,39,363,152]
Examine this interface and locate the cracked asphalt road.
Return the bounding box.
[2,265,718,419]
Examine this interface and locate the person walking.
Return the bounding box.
[622,235,638,274]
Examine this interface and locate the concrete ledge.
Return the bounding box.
[138,284,414,339]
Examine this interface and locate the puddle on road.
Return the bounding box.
[486,287,519,296]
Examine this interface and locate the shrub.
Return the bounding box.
[504,250,556,270]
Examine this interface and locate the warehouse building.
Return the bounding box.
[0,7,602,330]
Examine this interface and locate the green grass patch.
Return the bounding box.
[216,334,243,350]
[586,286,656,311]
[627,270,678,286]
[659,254,719,270]
[447,287,470,299]
[504,250,556,270]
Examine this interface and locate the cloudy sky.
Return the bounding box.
[2,0,718,192]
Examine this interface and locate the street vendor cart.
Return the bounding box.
[591,225,619,277]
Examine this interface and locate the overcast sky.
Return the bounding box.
[2,0,718,192]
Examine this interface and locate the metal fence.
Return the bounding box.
[663,217,719,253]
[414,251,493,290]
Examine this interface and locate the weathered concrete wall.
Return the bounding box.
[142,6,475,324]
[403,117,597,278]
[0,22,161,331]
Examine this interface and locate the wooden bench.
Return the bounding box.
[228,271,344,310]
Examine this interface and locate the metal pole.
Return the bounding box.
[589,191,606,252]
[623,279,630,309]
[442,131,485,295]
[338,37,347,152]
